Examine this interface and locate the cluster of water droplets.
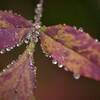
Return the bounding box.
[52,58,80,79]
[0,9,35,54]
[40,42,80,79]
[73,25,100,44]
[34,3,43,23]
[0,36,31,55]
[0,48,37,97]
[0,10,21,17]
[0,45,15,54]
[0,0,100,83]
[0,1,43,98]
[0,2,43,54]
[32,3,43,39]
[0,59,16,76]
[1,2,44,75]
[29,59,37,91]
[0,33,35,77]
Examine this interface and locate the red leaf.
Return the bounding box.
[0,11,33,51]
[40,25,100,81]
[0,41,36,100]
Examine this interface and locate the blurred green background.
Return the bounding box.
[0,0,100,100]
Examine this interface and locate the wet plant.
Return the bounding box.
[0,0,100,99]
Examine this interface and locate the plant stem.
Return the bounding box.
[32,0,44,36]
[34,0,43,23]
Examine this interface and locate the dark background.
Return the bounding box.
[0,0,100,100]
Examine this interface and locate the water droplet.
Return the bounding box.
[10,46,14,49]
[63,23,66,26]
[58,64,63,68]
[30,66,33,69]
[17,43,21,47]
[64,67,68,71]
[18,14,21,16]
[3,69,6,72]
[79,27,83,32]
[29,20,33,23]
[24,39,29,44]
[6,48,11,51]
[52,59,57,64]
[36,25,41,29]
[35,30,40,35]
[42,49,46,54]
[45,54,49,57]
[9,10,13,13]
[14,13,18,15]
[33,68,37,75]
[34,23,41,29]
[95,39,98,42]
[34,37,38,43]
[41,46,47,54]
[35,9,39,14]
[40,44,44,50]
[73,73,80,79]
[4,10,7,12]
[30,60,33,66]
[0,49,5,54]
[49,56,51,58]
[11,60,16,65]
[73,26,77,30]
[18,55,21,59]
[37,4,42,8]
[29,52,32,55]
[27,33,32,40]
[7,65,10,68]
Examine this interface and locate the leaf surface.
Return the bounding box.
[40,25,100,81]
[0,41,36,100]
[0,11,33,51]
[0,11,32,28]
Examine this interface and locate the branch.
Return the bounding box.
[32,0,44,37]
[34,0,44,23]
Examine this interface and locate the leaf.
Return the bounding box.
[0,41,36,100]
[0,10,32,28]
[40,25,100,81]
[0,11,33,51]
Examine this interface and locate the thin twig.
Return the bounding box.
[32,0,44,37]
[34,0,44,23]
